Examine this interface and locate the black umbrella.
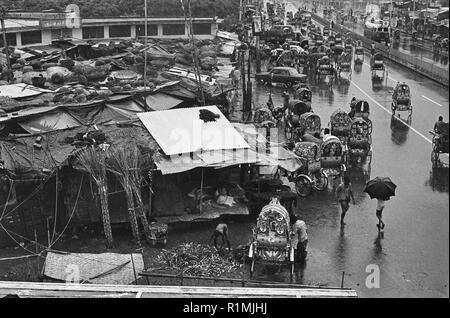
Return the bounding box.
[364,177,397,200]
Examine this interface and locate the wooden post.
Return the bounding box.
[0,8,12,79]
[130,253,138,285]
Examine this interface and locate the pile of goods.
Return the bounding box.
[199,109,220,123]
[64,130,108,148]
[156,242,241,277]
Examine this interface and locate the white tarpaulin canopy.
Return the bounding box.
[153,123,303,175]
[0,83,52,99]
[137,106,249,156]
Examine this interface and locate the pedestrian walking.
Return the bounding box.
[335,176,356,225]
[290,214,308,261]
[364,177,397,231]
[376,198,388,230]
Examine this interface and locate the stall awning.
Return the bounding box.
[145,93,183,111]
[0,83,52,99]
[137,106,249,156]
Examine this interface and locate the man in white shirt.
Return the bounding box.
[290,215,308,261]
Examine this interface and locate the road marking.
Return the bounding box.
[422,95,443,107]
[350,80,433,145]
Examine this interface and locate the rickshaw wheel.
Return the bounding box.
[295,176,313,197]
[313,171,328,191]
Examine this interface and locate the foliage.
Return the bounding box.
[0,0,240,23]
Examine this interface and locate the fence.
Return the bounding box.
[311,13,449,87]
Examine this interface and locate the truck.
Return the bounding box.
[261,25,295,44]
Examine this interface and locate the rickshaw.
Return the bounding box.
[293,142,328,197]
[344,38,353,57]
[315,34,324,46]
[392,82,413,115]
[337,52,352,80]
[335,33,342,46]
[371,52,385,87]
[354,46,364,64]
[316,56,335,85]
[329,109,353,143]
[284,100,312,142]
[327,35,336,47]
[293,86,312,108]
[393,29,401,42]
[253,107,277,128]
[320,136,348,181]
[149,222,169,245]
[351,99,372,133]
[299,112,321,136]
[332,44,344,58]
[248,197,295,278]
[430,123,449,168]
[297,51,309,74]
[347,117,373,165]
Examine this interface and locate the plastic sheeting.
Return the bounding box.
[17,110,82,134]
[43,252,144,285]
[0,83,52,99]
[137,106,249,156]
[145,93,183,111]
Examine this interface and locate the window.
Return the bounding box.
[163,24,185,36]
[0,33,17,47]
[193,23,211,35]
[21,31,42,45]
[51,28,73,40]
[82,26,104,39]
[136,24,158,36]
[109,25,131,38]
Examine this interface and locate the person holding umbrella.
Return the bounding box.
[364,177,397,230]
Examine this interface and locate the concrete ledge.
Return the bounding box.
[0,281,358,298]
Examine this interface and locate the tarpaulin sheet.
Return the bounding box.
[43,252,144,285]
[0,83,52,99]
[0,106,59,123]
[138,106,249,156]
[0,124,157,178]
[145,93,183,111]
[17,110,82,134]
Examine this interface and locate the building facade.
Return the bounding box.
[2,4,221,49]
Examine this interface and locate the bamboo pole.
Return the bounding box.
[76,148,114,248]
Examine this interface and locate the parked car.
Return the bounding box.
[256,67,308,87]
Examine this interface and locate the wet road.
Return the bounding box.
[248,47,449,297]
[166,53,449,298]
[166,1,449,298]
[310,4,449,69]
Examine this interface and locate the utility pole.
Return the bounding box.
[0,7,12,79]
[186,0,205,106]
[143,0,149,110]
